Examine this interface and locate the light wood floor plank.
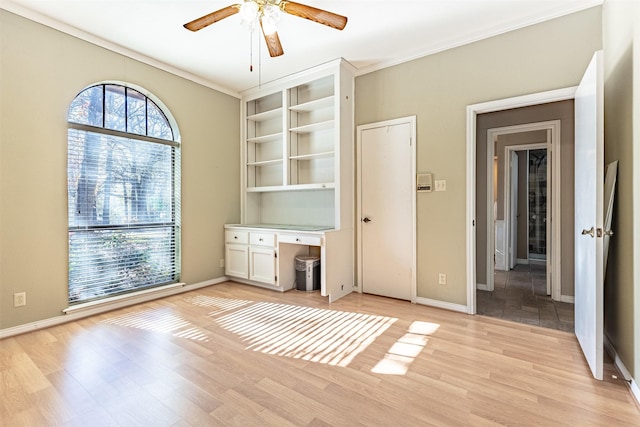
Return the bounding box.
[1,281,639,426]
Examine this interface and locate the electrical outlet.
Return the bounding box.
[14,292,26,307]
[438,274,447,285]
[219,258,225,268]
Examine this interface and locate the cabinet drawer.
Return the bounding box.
[250,232,276,247]
[278,234,322,246]
[225,230,249,244]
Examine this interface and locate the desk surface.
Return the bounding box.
[225,224,334,232]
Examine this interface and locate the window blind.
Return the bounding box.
[67,127,180,304]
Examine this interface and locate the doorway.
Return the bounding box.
[478,130,574,331]
[482,121,561,298]
[465,91,577,329]
[500,145,549,272]
[356,116,416,301]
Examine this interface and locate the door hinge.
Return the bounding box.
[274,252,277,258]
[275,275,278,282]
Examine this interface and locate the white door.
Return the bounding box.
[574,50,604,380]
[509,151,519,269]
[358,117,415,301]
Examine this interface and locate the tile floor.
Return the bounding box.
[476,263,575,332]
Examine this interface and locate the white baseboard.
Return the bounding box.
[416,297,468,313]
[0,276,229,340]
[604,334,640,406]
[476,283,489,291]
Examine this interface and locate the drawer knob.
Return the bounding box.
[259,238,263,242]
[234,236,238,239]
[296,238,300,242]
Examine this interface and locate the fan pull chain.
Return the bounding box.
[249,30,253,72]
[258,31,262,88]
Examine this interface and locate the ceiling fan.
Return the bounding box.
[183,0,348,58]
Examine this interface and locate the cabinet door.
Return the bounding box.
[250,246,277,285]
[225,244,249,279]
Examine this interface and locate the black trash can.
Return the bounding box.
[295,256,320,291]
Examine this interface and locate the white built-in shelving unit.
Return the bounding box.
[241,58,355,229]
[225,59,355,302]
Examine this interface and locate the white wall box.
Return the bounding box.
[225,59,355,302]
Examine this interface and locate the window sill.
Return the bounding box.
[63,282,186,315]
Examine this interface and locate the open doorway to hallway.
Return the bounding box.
[473,101,576,332]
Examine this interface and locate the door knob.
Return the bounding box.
[581,227,595,237]
[362,217,372,223]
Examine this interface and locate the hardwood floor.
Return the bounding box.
[1,281,638,426]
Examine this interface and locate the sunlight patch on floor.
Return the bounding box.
[103,309,210,342]
[371,320,439,375]
[216,301,397,367]
[185,294,253,316]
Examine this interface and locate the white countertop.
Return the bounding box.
[225,224,334,232]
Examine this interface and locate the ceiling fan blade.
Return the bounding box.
[260,24,284,57]
[281,1,347,30]
[184,4,240,32]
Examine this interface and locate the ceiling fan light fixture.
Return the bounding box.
[240,1,260,25]
[261,3,281,35]
[183,0,347,58]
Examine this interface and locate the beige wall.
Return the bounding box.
[355,7,601,305]
[0,11,240,329]
[602,0,640,380]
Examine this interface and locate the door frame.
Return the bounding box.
[509,149,519,270]
[505,145,546,273]
[466,87,576,314]
[484,121,560,301]
[356,116,417,303]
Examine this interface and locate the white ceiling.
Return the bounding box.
[3,0,602,95]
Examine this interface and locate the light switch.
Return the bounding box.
[435,180,446,192]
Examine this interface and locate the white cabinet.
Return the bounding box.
[249,246,276,284]
[225,227,277,287]
[241,58,355,230]
[225,244,249,279]
[224,230,249,278]
[224,225,353,301]
[248,231,277,285]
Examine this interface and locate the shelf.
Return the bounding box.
[247,108,283,122]
[247,158,283,167]
[289,96,334,112]
[247,132,283,144]
[289,120,334,134]
[289,151,334,161]
[245,183,335,193]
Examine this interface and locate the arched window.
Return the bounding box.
[67,83,180,304]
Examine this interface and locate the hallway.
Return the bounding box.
[477,263,574,332]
